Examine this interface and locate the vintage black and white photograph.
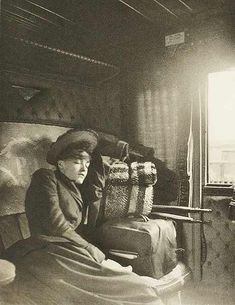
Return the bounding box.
[0,1,235,304]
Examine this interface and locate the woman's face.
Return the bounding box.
[58,151,91,184]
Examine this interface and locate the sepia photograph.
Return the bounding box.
[0,1,234,304]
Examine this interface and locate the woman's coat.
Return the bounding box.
[2,167,163,305]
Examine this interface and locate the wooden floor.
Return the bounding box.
[181,282,235,305]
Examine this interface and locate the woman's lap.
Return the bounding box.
[2,240,163,305]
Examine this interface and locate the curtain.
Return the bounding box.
[122,53,192,207]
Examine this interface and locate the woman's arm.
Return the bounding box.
[25,169,105,262]
[80,151,106,203]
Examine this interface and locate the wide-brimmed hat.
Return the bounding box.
[46,129,99,165]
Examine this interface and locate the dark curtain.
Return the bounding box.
[122,50,192,207]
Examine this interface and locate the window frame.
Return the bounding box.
[202,71,234,196]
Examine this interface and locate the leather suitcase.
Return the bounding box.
[97,218,178,279]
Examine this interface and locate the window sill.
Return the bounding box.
[203,184,234,196]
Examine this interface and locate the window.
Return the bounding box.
[207,70,235,185]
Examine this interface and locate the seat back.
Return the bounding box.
[0,122,69,253]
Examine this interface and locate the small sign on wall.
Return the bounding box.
[165,32,185,46]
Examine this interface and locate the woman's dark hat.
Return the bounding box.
[46,129,99,165]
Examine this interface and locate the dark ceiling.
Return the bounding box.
[2,0,235,85]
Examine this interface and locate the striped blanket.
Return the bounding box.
[107,162,157,185]
[130,162,157,185]
[102,161,157,219]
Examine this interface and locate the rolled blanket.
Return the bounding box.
[103,184,153,219]
[106,161,157,186]
[128,185,153,216]
[103,185,130,219]
[130,162,157,186]
[101,161,157,219]
[106,162,129,185]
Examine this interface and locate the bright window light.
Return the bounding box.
[208,70,235,184]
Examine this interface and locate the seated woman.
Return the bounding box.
[2,128,164,305]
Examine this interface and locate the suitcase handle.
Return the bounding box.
[109,249,139,259]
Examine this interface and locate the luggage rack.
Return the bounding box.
[3,35,120,86]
